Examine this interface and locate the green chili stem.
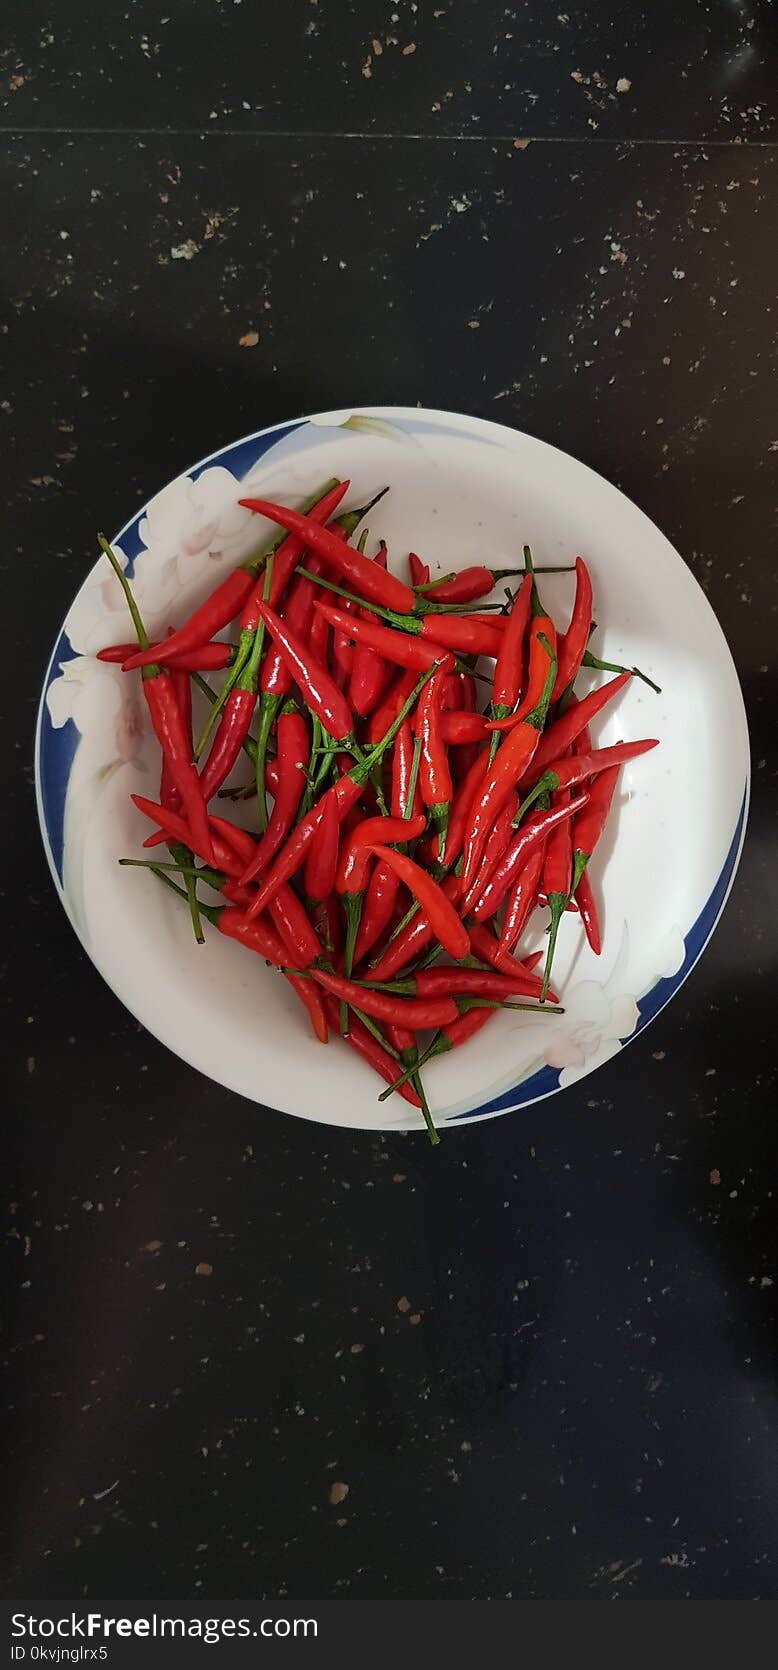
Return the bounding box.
[97,533,151,652]
[582,649,661,694]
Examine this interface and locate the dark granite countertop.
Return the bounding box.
[3,1,777,1601]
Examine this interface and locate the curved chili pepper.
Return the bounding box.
[131,795,243,877]
[264,479,350,610]
[378,1005,498,1100]
[575,868,602,955]
[159,657,204,943]
[97,534,215,867]
[438,711,487,745]
[417,615,505,659]
[492,572,532,718]
[515,736,658,820]
[352,860,401,966]
[550,557,593,702]
[314,602,453,673]
[471,794,588,924]
[539,790,573,1000]
[240,706,308,885]
[269,882,321,968]
[337,812,426,993]
[366,668,418,745]
[461,634,556,891]
[321,995,421,1108]
[349,544,390,717]
[238,495,415,614]
[569,759,621,936]
[310,968,460,1030]
[413,565,527,605]
[208,814,256,867]
[257,602,356,744]
[244,665,438,917]
[337,815,426,899]
[492,664,630,742]
[467,922,545,983]
[416,665,452,857]
[122,479,340,671]
[367,873,462,980]
[98,640,235,672]
[460,791,517,912]
[365,966,549,1001]
[391,720,421,820]
[366,846,469,960]
[408,552,430,587]
[286,972,329,1042]
[303,787,340,902]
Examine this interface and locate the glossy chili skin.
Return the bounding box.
[240,708,309,885]
[350,546,390,717]
[199,686,257,803]
[520,737,658,813]
[303,788,340,901]
[265,480,349,610]
[321,995,421,1108]
[416,666,452,852]
[575,868,602,954]
[123,479,341,670]
[352,861,402,965]
[99,641,234,672]
[382,967,549,1001]
[539,787,573,997]
[366,669,418,745]
[311,968,460,1030]
[503,668,631,754]
[391,720,422,820]
[492,572,533,715]
[142,673,215,866]
[461,640,555,891]
[257,602,356,743]
[417,615,504,659]
[238,495,415,615]
[460,791,517,913]
[550,556,593,702]
[132,794,243,877]
[367,845,470,961]
[315,602,451,673]
[368,873,463,981]
[407,552,430,587]
[337,815,426,896]
[269,882,321,968]
[470,794,588,922]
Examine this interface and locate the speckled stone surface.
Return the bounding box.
[3,2,778,1602]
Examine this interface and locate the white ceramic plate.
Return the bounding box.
[36,407,749,1133]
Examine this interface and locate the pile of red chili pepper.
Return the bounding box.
[100,476,660,1143]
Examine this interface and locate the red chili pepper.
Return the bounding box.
[314,602,452,673]
[208,814,256,867]
[269,882,321,968]
[486,613,558,734]
[417,615,505,659]
[98,640,235,672]
[516,736,658,819]
[492,573,532,717]
[461,634,556,891]
[415,665,452,857]
[539,790,573,999]
[550,557,593,702]
[365,668,418,745]
[157,655,204,942]
[575,868,602,955]
[408,552,430,587]
[257,602,356,744]
[370,966,549,1002]
[286,972,329,1043]
[238,495,416,614]
[467,922,547,986]
[437,711,486,745]
[311,968,460,1030]
[245,665,438,917]
[337,815,426,898]
[97,535,216,866]
[494,663,631,747]
[366,846,469,960]
[413,564,528,604]
[570,764,621,901]
[303,787,340,902]
[352,860,401,966]
[122,479,341,671]
[240,707,308,885]
[349,546,390,717]
[391,720,421,820]
[497,846,545,955]
[132,795,243,877]
[264,480,349,609]
[367,873,462,980]
[471,794,588,924]
[321,995,421,1108]
[460,791,517,912]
